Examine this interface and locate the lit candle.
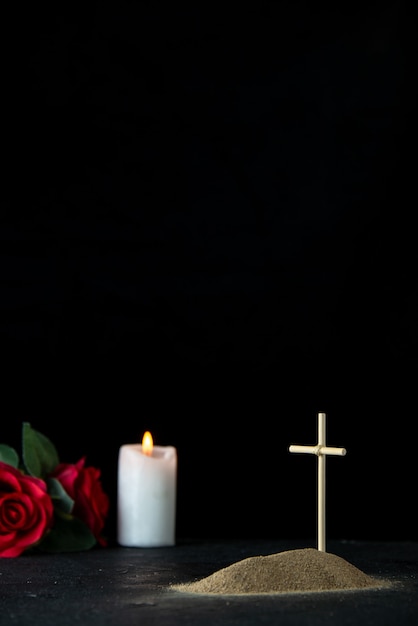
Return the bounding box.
[117,431,177,547]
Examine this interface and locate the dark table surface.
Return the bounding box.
[1,539,417,626]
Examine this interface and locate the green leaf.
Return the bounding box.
[0,444,20,468]
[22,422,60,478]
[47,477,74,514]
[38,513,97,553]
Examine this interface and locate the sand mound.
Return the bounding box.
[173,548,387,595]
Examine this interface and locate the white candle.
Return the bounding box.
[117,432,177,547]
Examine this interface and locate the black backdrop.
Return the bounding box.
[2,3,416,545]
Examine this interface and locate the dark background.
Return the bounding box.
[2,3,416,545]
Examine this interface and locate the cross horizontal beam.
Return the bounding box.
[289,445,346,456]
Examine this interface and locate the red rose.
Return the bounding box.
[51,457,109,546]
[0,462,54,558]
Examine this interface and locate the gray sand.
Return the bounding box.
[172,548,389,595]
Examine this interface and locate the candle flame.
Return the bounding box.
[142,431,153,456]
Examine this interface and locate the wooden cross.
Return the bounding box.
[289,412,346,552]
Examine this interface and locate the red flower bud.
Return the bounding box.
[51,457,109,546]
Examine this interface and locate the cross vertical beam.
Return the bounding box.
[318,412,326,552]
[289,412,346,552]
